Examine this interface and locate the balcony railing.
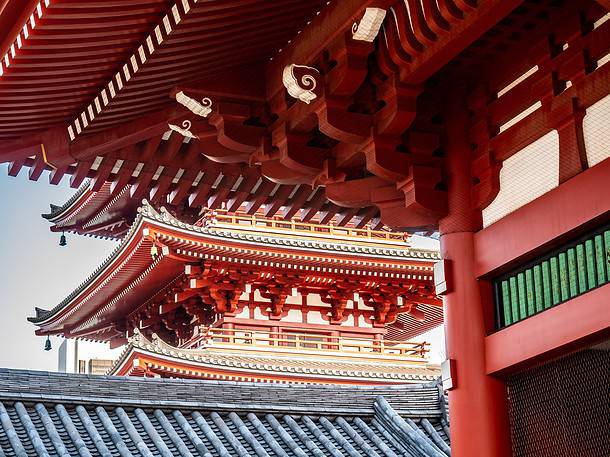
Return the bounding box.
[199,328,430,361]
[199,209,410,246]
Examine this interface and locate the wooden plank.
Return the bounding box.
[566,248,578,298]
[509,276,519,324]
[533,265,544,313]
[541,260,552,309]
[558,252,569,302]
[501,280,512,327]
[575,243,587,294]
[525,269,535,317]
[517,272,527,321]
[585,239,597,290]
[594,234,607,285]
[550,257,561,305]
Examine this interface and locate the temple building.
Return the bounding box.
[32,196,443,384]
[1,0,610,455]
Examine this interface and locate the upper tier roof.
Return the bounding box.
[41,178,397,240]
[0,368,451,456]
[30,201,441,342]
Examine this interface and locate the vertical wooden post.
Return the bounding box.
[439,92,512,457]
[557,100,587,183]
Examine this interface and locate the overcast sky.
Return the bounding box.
[0,165,444,371]
[0,166,117,370]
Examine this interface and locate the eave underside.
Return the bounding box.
[0,0,328,139]
[5,1,603,232]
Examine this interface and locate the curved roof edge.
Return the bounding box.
[28,205,146,325]
[41,180,92,221]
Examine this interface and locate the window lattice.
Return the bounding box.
[508,347,610,457]
[482,130,559,227]
[583,93,610,168]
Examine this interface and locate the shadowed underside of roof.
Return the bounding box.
[0,369,451,456]
[0,0,330,139]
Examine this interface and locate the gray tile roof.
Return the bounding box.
[0,369,450,456]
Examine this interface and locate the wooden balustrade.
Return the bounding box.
[202,209,409,244]
[200,327,429,360]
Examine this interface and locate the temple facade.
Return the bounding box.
[1,0,610,455]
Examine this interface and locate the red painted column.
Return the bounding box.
[439,93,512,457]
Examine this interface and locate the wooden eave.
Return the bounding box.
[45,181,135,238]
[1,0,573,232]
[0,0,329,140]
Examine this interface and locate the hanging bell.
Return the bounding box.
[150,245,159,260]
[59,233,67,247]
[44,336,52,351]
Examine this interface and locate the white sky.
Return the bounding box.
[0,166,444,370]
[0,167,117,370]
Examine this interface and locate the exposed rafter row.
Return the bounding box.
[0,0,50,77]
[67,0,196,140]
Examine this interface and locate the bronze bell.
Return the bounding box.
[59,233,67,246]
[44,336,52,351]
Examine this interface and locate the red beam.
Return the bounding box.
[403,0,525,84]
[594,0,610,10]
[69,106,184,163]
[0,0,39,58]
[0,139,43,164]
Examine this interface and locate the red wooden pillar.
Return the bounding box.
[439,93,512,457]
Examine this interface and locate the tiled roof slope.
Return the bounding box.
[0,369,450,456]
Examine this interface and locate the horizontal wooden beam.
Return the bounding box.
[69,106,186,164]
[0,138,43,164]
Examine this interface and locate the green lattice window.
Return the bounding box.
[494,226,610,329]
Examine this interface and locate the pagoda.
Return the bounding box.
[31,194,443,384]
[2,0,610,455]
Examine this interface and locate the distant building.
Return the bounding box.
[57,339,114,375]
[87,359,114,375]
